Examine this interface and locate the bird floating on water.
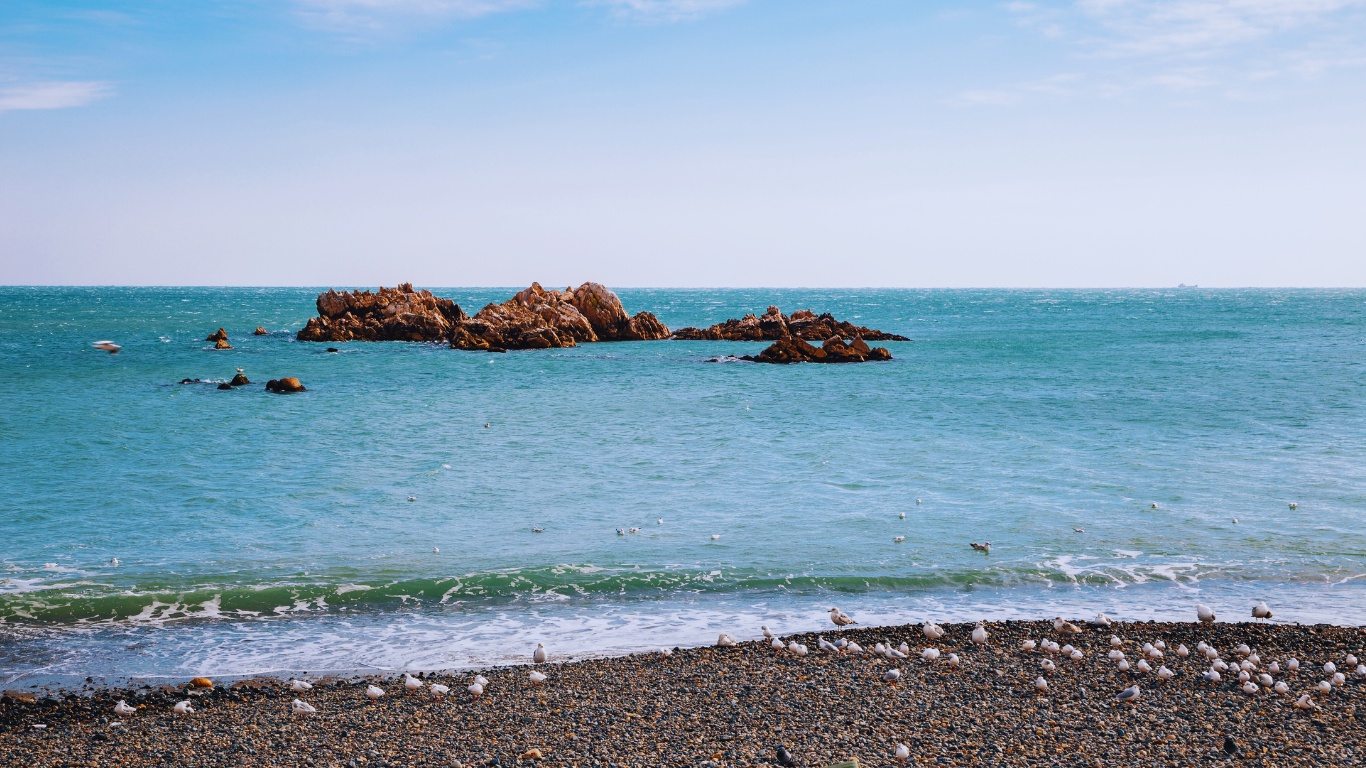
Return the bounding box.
[970,542,991,552]
[531,527,543,533]
[113,700,135,717]
[899,511,906,519]
[657,518,663,525]
[616,529,626,536]
[109,558,120,566]
[829,608,856,628]
[1115,685,1141,703]
[292,699,317,715]
[1232,518,1239,524]
[711,534,720,540]
[291,680,312,692]
[1288,502,1298,510]
[628,527,639,534]
[173,700,195,715]
[432,547,440,554]
[892,535,906,543]
[365,685,384,702]
[1196,604,1216,624]
[916,499,922,505]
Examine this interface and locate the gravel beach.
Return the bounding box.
[3,620,1363,767]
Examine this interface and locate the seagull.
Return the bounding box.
[895,742,910,764]
[787,641,804,656]
[407,496,416,502]
[1115,685,1141,703]
[529,670,547,686]
[1196,604,1216,624]
[291,680,312,692]
[771,637,785,651]
[818,637,840,653]
[1237,670,1251,684]
[628,527,640,534]
[1117,659,1131,672]
[1231,518,1238,524]
[846,641,863,654]
[292,699,317,715]
[1258,673,1274,687]
[1274,681,1289,694]
[431,683,450,697]
[1202,668,1221,683]
[884,645,907,660]
[1035,676,1048,693]
[660,647,673,657]
[947,652,960,668]
[1157,666,1174,681]
[1288,502,1298,510]
[1041,659,1056,673]
[1090,614,1112,627]
[1150,503,1158,509]
[1136,659,1152,674]
[1070,649,1084,661]
[365,685,384,702]
[829,608,856,628]
[971,623,988,645]
[899,512,906,519]
[534,643,548,663]
[468,682,484,697]
[1053,617,1082,635]
[775,745,798,768]
[1176,644,1189,658]
[616,529,626,536]
[898,641,910,655]
[1268,661,1280,674]
[1213,659,1229,673]
[762,625,774,639]
[834,637,847,650]
[113,700,136,717]
[916,498,922,505]
[173,700,195,715]
[110,558,120,566]
[1332,672,1346,686]
[1241,681,1259,695]
[1357,665,1366,679]
[1323,661,1336,674]
[1347,654,1358,666]
[1021,639,1037,652]
[711,534,720,540]
[970,542,992,552]
[883,668,901,683]
[433,547,440,554]
[1317,680,1332,694]
[1236,644,1251,656]
[717,634,737,647]
[1154,640,1166,650]
[922,647,940,662]
[1294,694,1315,710]
[404,674,423,692]
[531,527,543,533]
[792,643,808,657]
[1108,650,1125,661]
[473,674,488,687]
[922,621,945,640]
[1110,635,1123,648]
[1287,658,1299,673]
[92,341,122,353]
[893,535,906,543]
[1074,528,1086,533]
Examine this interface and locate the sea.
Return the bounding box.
[1,287,1364,689]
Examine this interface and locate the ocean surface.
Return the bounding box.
[2,287,1364,689]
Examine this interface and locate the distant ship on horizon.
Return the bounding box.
[1177,283,1199,288]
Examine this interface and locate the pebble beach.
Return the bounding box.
[3,620,1363,768]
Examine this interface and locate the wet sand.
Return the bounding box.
[2,620,1363,767]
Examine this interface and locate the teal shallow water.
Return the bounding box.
[1,288,1364,685]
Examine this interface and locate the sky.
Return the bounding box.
[1,0,1364,287]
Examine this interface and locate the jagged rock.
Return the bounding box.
[672,306,908,342]
[206,328,228,343]
[297,283,467,342]
[450,282,669,352]
[214,339,233,350]
[229,373,250,386]
[253,327,268,336]
[265,377,306,393]
[742,335,893,364]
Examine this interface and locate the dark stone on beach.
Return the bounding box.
[253,326,268,335]
[740,335,893,364]
[672,306,908,342]
[216,383,233,390]
[205,328,228,343]
[451,282,670,352]
[229,373,250,386]
[265,377,306,393]
[297,283,468,342]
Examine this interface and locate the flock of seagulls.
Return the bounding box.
[105,600,1364,768]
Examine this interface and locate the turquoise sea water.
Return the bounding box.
[2,287,1364,686]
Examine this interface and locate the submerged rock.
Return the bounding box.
[216,383,233,390]
[450,282,669,352]
[253,327,269,336]
[265,377,306,393]
[297,283,467,342]
[672,306,908,342]
[205,328,228,343]
[742,335,893,364]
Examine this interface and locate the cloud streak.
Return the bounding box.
[293,0,536,32]
[590,0,746,22]
[0,81,113,113]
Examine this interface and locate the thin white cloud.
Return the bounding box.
[591,0,746,22]
[1075,0,1360,56]
[0,81,113,113]
[294,0,536,31]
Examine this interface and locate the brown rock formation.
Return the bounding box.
[229,373,250,386]
[214,339,233,350]
[450,282,670,352]
[673,306,908,342]
[296,283,467,342]
[739,335,893,364]
[253,327,269,336]
[265,377,306,393]
[206,328,228,342]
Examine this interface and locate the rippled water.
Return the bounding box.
[1,287,1364,686]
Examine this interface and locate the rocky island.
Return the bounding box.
[296,282,669,351]
[672,305,908,342]
[740,334,893,364]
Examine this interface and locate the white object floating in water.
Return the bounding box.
[899,511,906,519]
[407,496,416,502]
[657,518,663,525]
[92,341,121,353]
[893,535,906,543]
[365,685,384,701]
[710,534,720,540]
[113,700,135,717]
[110,558,120,566]
[173,700,194,715]
[1289,502,1298,510]
[433,547,440,554]
[292,699,317,715]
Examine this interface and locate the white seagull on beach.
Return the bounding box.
[404,674,423,692]
[971,623,989,645]
[365,685,384,702]
[1253,601,1272,621]
[1157,666,1174,681]
[113,700,136,717]
[922,647,940,662]
[468,682,484,698]
[922,622,945,640]
[1053,617,1082,635]
[173,700,195,715]
[818,637,840,653]
[1274,681,1289,694]
[291,679,312,692]
[473,674,489,687]
[1040,659,1056,673]
[883,668,901,683]
[717,634,737,647]
[1035,676,1048,693]
[292,699,317,716]
[431,684,450,697]
[1021,639,1036,651]
[529,670,547,686]
[947,653,960,668]
[829,608,856,628]
[1202,668,1221,683]
[534,643,548,663]
[1196,604,1216,624]
[1287,658,1299,673]
[1115,685,1141,703]
[771,637,785,651]
[895,743,910,764]
[1090,614,1111,627]
[762,626,774,639]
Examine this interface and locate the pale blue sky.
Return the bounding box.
[2,0,1364,286]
